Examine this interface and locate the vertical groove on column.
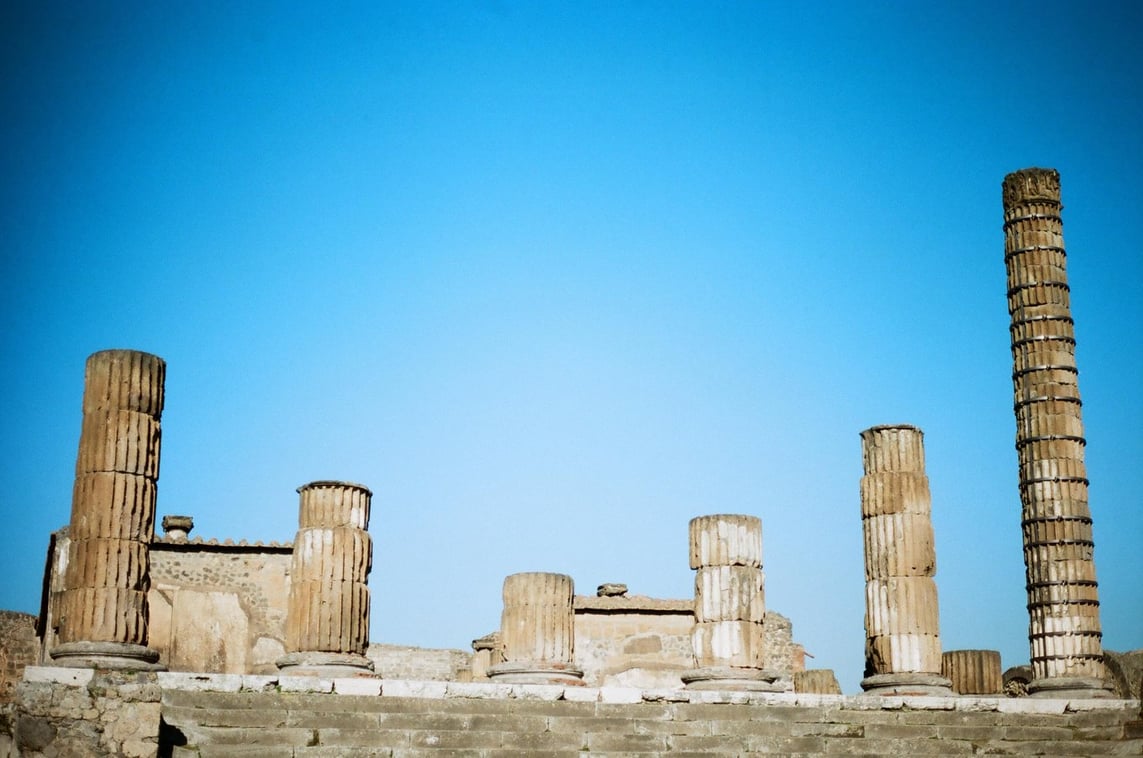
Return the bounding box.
[860,426,945,683]
[54,350,164,655]
[499,572,575,665]
[687,514,769,672]
[1003,168,1106,689]
[943,650,1003,695]
[284,482,373,657]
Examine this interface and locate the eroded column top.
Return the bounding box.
[297,480,372,530]
[1002,167,1061,206]
[689,514,762,569]
[82,350,166,416]
[860,425,925,474]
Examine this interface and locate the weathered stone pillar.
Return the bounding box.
[278,481,375,676]
[1002,168,1112,698]
[487,572,584,684]
[943,650,1003,695]
[51,350,165,670]
[859,425,952,695]
[682,514,786,691]
[470,632,502,681]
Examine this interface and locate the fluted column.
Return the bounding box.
[278,481,375,676]
[859,425,952,695]
[1002,168,1111,698]
[51,350,165,670]
[487,572,583,684]
[943,650,1003,695]
[682,514,787,691]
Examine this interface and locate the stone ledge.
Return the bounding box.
[574,595,692,613]
[25,668,1131,715]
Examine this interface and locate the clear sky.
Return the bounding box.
[1,1,1139,693]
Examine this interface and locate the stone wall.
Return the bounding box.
[38,528,295,675]
[570,594,801,689]
[11,668,1140,756]
[148,538,293,674]
[367,644,471,682]
[0,612,37,704]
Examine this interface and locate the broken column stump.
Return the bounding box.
[1002,168,1112,698]
[488,572,584,685]
[682,514,787,691]
[51,350,165,671]
[859,425,952,696]
[278,481,375,677]
[943,649,1003,695]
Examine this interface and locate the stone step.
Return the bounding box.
[160,687,1142,756]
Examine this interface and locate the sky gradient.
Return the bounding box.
[1,1,1140,692]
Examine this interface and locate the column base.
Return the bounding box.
[861,673,953,696]
[1027,676,1117,699]
[487,661,585,685]
[276,652,376,678]
[682,667,791,692]
[49,642,165,671]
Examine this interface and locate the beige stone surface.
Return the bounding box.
[55,350,164,654]
[283,481,373,658]
[499,572,575,665]
[169,591,249,674]
[1002,167,1106,688]
[943,649,1003,695]
[691,619,765,669]
[859,426,945,681]
[694,565,765,623]
[688,514,762,569]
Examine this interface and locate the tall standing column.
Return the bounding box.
[51,350,165,670]
[682,514,787,691]
[1002,168,1111,697]
[859,425,952,695]
[278,481,375,676]
[487,572,584,684]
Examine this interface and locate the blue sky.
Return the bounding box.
[1,1,1139,693]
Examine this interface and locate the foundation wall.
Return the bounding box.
[6,669,1140,756]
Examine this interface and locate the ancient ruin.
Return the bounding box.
[1002,168,1113,698]
[278,481,375,676]
[681,514,787,691]
[858,424,952,696]
[50,350,166,671]
[0,167,1137,756]
[943,649,1003,695]
[487,572,584,685]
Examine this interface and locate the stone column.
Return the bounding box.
[51,350,165,670]
[859,425,952,695]
[682,514,786,691]
[1002,168,1111,698]
[943,650,1003,695]
[487,572,584,684]
[278,481,375,676]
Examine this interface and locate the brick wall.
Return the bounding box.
[0,612,37,704]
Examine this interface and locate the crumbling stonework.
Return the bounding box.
[52,350,166,671]
[572,594,694,688]
[488,572,584,684]
[279,481,375,676]
[12,668,161,758]
[683,514,787,691]
[365,644,471,681]
[859,425,952,696]
[149,539,293,674]
[942,649,1003,695]
[1002,167,1112,699]
[0,612,37,704]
